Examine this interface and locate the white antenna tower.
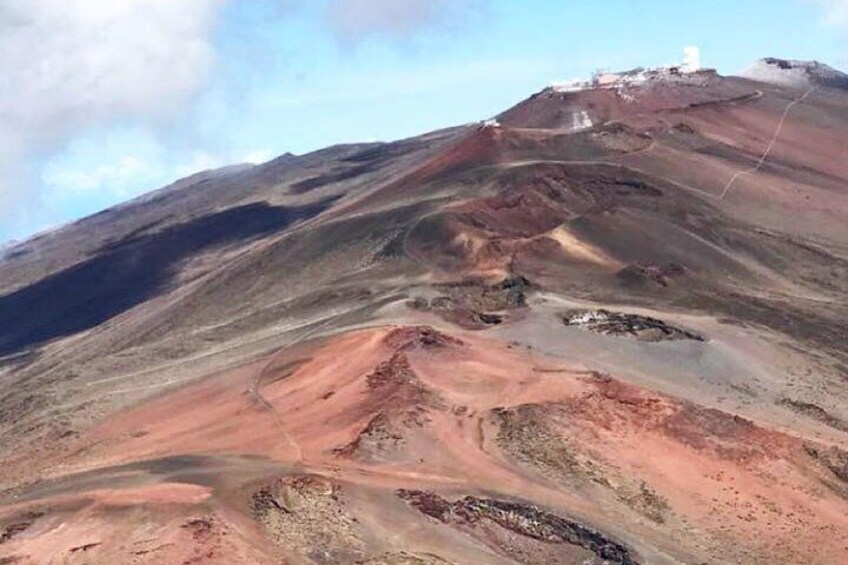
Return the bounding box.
[682,46,701,73]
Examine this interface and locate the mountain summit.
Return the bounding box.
[741,57,848,89]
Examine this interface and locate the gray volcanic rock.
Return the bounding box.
[740,57,848,90]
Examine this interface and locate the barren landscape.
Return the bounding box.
[1,59,847,564]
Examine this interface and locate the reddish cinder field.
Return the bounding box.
[1,63,847,564]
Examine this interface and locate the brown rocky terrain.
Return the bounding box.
[0,62,847,564]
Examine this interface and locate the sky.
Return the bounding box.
[0,0,846,244]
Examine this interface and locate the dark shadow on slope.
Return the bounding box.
[290,164,377,194]
[0,200,333,357]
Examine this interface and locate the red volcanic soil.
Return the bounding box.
[497,70,758,130]
[0,325,837,563]
[0,482,279,565]
[405,165,631,276]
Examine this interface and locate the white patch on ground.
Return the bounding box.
[568,110,594,132]
[565,310,611,325]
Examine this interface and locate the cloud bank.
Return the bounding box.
[0,0,488,241]
[0,0,224,230]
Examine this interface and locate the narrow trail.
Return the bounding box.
[719,87,816,199]
[247,312,349,465]
[247,303,380,466]
[501,157,721,201]
[496,87,814,203]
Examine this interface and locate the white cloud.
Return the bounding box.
[326,0,483,41]
[174,152,226,178]
[0,0,495,241]
[174,149,271,177]
[0,0,225,226]
[43,155,158,197]
[40,131,269,219]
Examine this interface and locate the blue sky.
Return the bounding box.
[1,0,846,244]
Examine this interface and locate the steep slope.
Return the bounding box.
[1,61,847,564]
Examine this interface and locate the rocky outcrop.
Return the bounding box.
[563,309,703,342]
[397,490,639,565]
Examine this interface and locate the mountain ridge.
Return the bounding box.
[0,57,847,565]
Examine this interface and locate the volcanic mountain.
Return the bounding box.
[1,61,847,564]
